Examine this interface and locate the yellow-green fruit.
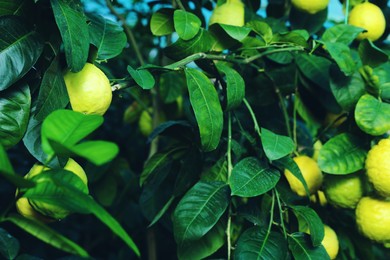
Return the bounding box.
[348,2,386,41]
[365,139,390,197]
[356,197,390,243]
[284,155,323,196]
[291,0,329,14]
[323,173,364,209]
[64,63,112,115]
[312,140,323,161]
[310,190,328,206]
[138,109,166,137]
[123,101,142,124]
[322,225,339,259]
[15,197,53,223]
[209,0,245,27]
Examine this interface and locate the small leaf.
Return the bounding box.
[0,228,20,260]
[322,24,363,45]
[219,24,251,41]
[150,8,174,36]
[127,66,155,90]
[173,181,229,245]
[288,233,330,260]
[230,157,280,197]
[323,42,356,76]
[317,133,367,174]
[354,94,390,136]
[185,68,223,152]
[358,40,389,68]
[173,10,201,40]
[261,128,295,161]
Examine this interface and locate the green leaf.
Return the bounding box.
[159,71,185,103]
[127,65,155,90]
[23,171,140,256]
[5,213,89,257]
[295,53,332,90]
[358,40,389,68]
[317,133,367,174]
[177,220,226,260]
[230,157,280,197]
[200,158,228,183]
[323,42,356,76]
[150,8,174,36]
[215,63,245,110]
[173,181,229,245]
[261,128,295,161]
[246,20,273,43]
[34,58,69,121]
[0,0,31,16]
[173,10,201,40]
[0,83,31,149]
[289,7,327,34]
[50,0,89,72]
[185,68,223,151]
[87,13,127,60]
[322,24,363,45]
[355,94,390,136]
[288,233,330,260]
[0,228,19,260]
[235,227,287,260]
[0,16,43,90]
[148,196,175,228]
[219,24,251,41]
[290,206,324,247]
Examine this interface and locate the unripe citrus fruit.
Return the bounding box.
[284,155,323,196]
[365,139,390,197]
[348,2,386,41]
[209,0,245,27]
[64,63,112,115]
[15,197,53,222]
[355,196,390,243]
[291,0,329,14]
[323,173,364,209]
[312,140,323,162]
[138,109,166,137]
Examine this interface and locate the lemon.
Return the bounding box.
[348,2,386,41]
[209,0,245,27]
[284,155,323,196]
[15,197,53,222]
[305,224,339,259]
[323,173,364,209]
[355,196,390,243]
[291,0,329,14]
[365,139,390,197]
[64,63,112,115]
[310,190,328,206]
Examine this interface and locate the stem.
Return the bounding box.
[275,189,287,238]
[259,190,276,255]
[226,205,232,260]
[344,0,350,25]
[226,112,233,260]
[243,98,261,139]
[174,0,186,10]
[275,84,292,139]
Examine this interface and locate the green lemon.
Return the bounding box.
[209,0,245,27]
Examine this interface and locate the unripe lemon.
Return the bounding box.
[64,63,112,115]
[365,139,390,197]
[291,0,330,14]
[348,2,386,41]
[209,0,245,27]
[15,197,53,223]
[138,109,166,137]
[356,197,390,243]
[323,173,364,209]
[284,155,323,196]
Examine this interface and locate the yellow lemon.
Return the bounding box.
[15,197,53,222]
[64,63,112,115]
[209,0,245,27]
[310,190,328,206]
[365,139,390,197]
[356,197,390,243]
[291,0,330,14]
[284,155,323,196]
[323,173,364,209]
[348,2,386,41]
[322,225,339,259]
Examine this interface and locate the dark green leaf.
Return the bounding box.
[219,24,251,41]
[322,24,363,45]
[358,40,389,68]
[0,0,31,16]
[261,128,295,161]
[288,233,330,260]
[295,53,332,90]
[173,10,201,40]
[185,68,223,152]
[0,228,19,260]
[173,181,229,245]
[318,133,367,174]
[289,7,327,34]
[200,158,228,182]
[159,71,185,103]
[0,16,43,90]
[148,196,175,228]
[230,157,280,197]
[127,66,155,90]
[150,8,174,36]
[246,20,273,43]
[323,42,356,76]
[0,83,31,149]
[50,0,89,72]
[235,227,287,260]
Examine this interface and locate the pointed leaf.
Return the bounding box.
[173,181,229,245]
[0,146,33,188]
[0,228,19,260]
[322,24,363,45]
[185,68,223,152]
[318,133,367,174]
[220,24,251,41]
[246,20,273,43]
[0,0,31,16]
[127,66,155,90]
[148,196,175,228]
[358,40,388,68]
[261,128,295,161]
[173,10,201,40]
[230,157,280,197]
[150,8,174,36]
[323,42,355,76]
[288,233,330,260]
[295,53,331,90]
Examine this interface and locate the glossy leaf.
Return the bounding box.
[230,157,280,197]
[0,83,31,149]
[220,24,251,41]
[185,68,223,152]
[0,16,43,90]
[200,158,228,182]
[173,10,201,40]
[216,63,245,110]
[0,228,19,260]
[173,181,229,245]
[235,227,287,260]
[324,42,356,76]
[355,94,390,136]
[322,24,363,45]
[127,65,155,90]
[295,53,331,90]
[318,133,367,174]
[358,40,389,68]
[261,128,295,161]
[88,13,127,60]
[150,8,174,36]
[288,233,330,260]
[246,20,273,43]
[51,0,89,72]
[148,196,175,228]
